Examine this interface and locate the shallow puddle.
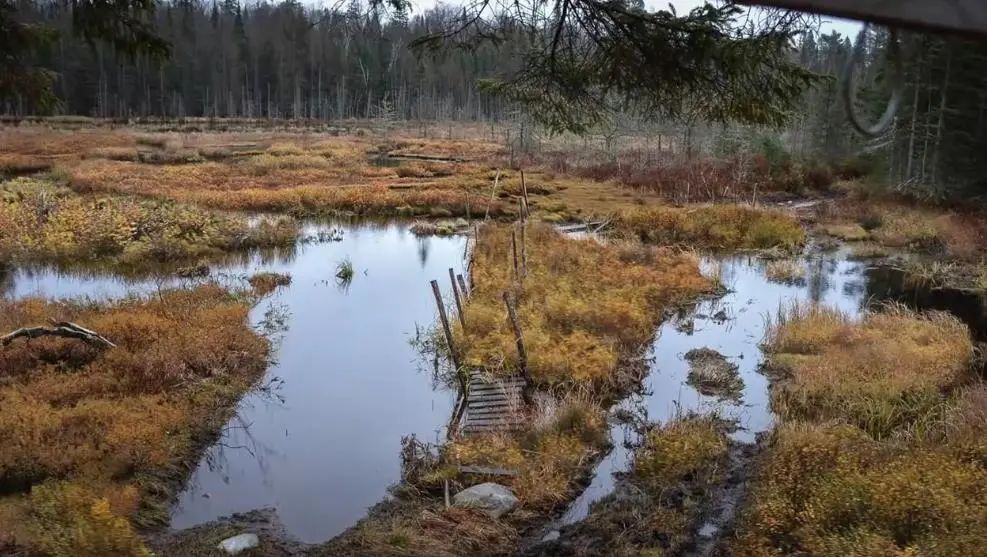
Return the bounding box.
[3,221,466,543]
[552,247,871,527]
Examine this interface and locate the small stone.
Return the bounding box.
[542,530,561,542]
[217,533,259,555]
[453,482,519,518]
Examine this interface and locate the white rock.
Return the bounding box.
[217,533,259,555]
[452,482,519,518]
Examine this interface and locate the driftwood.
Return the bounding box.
[1,321,116,349]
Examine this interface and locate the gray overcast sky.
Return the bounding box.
[389,0,862,37]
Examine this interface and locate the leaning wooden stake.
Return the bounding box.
[519,223,527,279]
[433,280,469,439]
[456,273,470,299]
[502,291,533,405]
[520,169,530,219]
[511,229,520,281]
[449,268,466,329]
[430,280,460,372]
[484,170,501,220]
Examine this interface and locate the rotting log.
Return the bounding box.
[1,321,116,349]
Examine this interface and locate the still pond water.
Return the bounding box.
[6,221,465,543]
[6,229,986,543]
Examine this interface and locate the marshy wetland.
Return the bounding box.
[2,122,987,556]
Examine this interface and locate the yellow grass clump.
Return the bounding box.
[447,397,608,510]
[617,204,805,250]
[764,303,972,438]
[554,415,731,556]
[730,422,987,557]
[68,159,506,217]
[0,283,273,555]
[0,178,298,268]
[459,224,712,387]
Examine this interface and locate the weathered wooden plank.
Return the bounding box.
[465,416,525,425]
[458,465,517,477]
[465,400,515,409]
[466,407,517,416]
[469,392,520,401]
[468,387,523,396]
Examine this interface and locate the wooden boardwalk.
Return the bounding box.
[460,373,527,436]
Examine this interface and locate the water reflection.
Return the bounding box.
[4,221,465,544]
[552,247,870,527]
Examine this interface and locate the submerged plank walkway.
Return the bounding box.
[461,372,527,436]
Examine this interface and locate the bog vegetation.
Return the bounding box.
[0,281,277,555]
[0,177,298,270]
[729,303,986,556]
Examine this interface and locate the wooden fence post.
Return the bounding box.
[430,280,460,372]
[449,268,465,328]
[519,223,527,279]
[456,273,470,299]
[511,228,519,281]
[502,291,533,405]
[520,169,530,219]
[484,170,500,220]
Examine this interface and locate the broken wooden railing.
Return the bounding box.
[431,221,535,440]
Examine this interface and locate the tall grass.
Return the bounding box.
[764,302,972,439]
[0,283,275,554]
[730,302,985,556]
[459,223,712,387]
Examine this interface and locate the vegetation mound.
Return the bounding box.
[684,347,743,401]
[460,223,712,388]
[764,303,972,439]
[0,284,273,555]
[616,205,804,250]
[0,178,298,270]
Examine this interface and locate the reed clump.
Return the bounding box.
[553,415,731,556]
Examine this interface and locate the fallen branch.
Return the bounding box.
[1,321,116,349]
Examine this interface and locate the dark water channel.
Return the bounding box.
[4,221,466,543]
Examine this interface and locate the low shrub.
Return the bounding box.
[0,178,299,268]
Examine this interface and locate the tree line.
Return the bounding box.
[6,0,529,121]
